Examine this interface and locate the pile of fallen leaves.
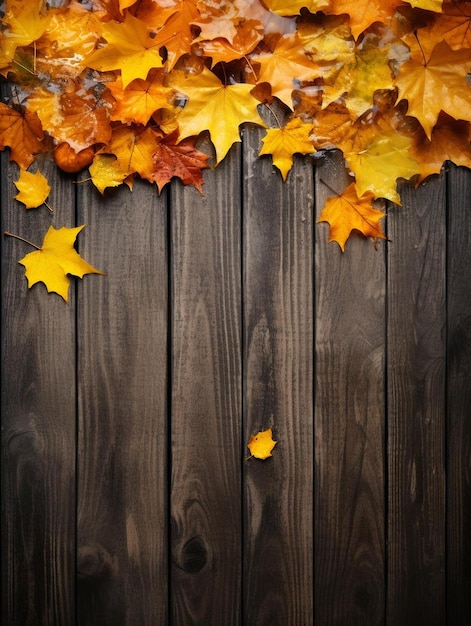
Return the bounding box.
[1,0,471,297]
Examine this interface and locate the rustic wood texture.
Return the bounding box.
[2,134,471,626]
[170,148,242,624]
[387,174,446,625]
[242,123,314,625]
[446,164,471,625]
[314,151,386,625]
[1,150,76,623]
[76,181,168,625]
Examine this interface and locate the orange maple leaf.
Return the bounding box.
[327,0,405,39]
[108,71,176,126]
[150,133,210,193]
[152,0,201,70]
[396,38,471,138]
[318,183,387,251]
[0,103,47,169]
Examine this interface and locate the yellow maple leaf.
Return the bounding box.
[170,67,264,163]
[89,155,129,194]
[16,225,104,302]
[86,12,164,87]
[14,170,51,210]
[345,131,420,203]
[259,118,314,180]
[261,0,330,15]
[247,427,277,460]
[396,39,471,138]
[403,0,442,11]
[318,183,387,251]
[2,0,49,58]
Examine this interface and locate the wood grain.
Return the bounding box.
[170,148,242,624]
[387,174,446,625]
[314,151,386,625]
[76,180,169,625]
[1,147,77,623]
[446,164,471,625]
[242,122,314,625]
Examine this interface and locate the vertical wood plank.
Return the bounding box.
[76,181,168,625]
[243,125,314,625]
[446,164,471,625]
[1,151,76,623]
[387,175,446,625]
[170,149,242,624]
[314,151,386,625]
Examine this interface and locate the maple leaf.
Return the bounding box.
[0,103,47,169]
[89,154,130,194]
[410,113,471,181]
[86,12,164,87]
[247,427,277,460]
[259,117,314,180]
[169,67,264,163]
[424,1,471,50]
[395,39,471,138]
[261,0,330,16]
[12,225,104,302]
[14,170,51,210]
[318,183,387,251]
[150,133,210,192]
[254,33,317,108]
[327,0,404,39]
[26,81,112,153]
[2,0,49,58]
[102,125,158,180]
[151,0,201,70]
[403,0,442,11]
[194,18,264,66]
[345,131,420,203]
[108,71,176,126]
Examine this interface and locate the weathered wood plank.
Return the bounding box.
[170,149,242,624]
[1,148,76,622]
[314,151,386,625]
[76,181,168,625]
[387,174,446,625]
[446,164,471,625]
[242,124,314,625]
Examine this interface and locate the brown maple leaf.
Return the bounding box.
[150,132,210,192]
[0,103,48,169]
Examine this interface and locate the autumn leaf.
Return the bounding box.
[0,104,47,169]
[151,0,201,70]
[327,0,404,39]
[169,67,264,163]
[395,39,471,138]
[318,183,387,251]
[150,133,210,192]
[108,71,176,126]
[247,427,277,460]
[259,117,314,180]
[2,0,49,58]
[14,170,51,210]
[344,131,420,203]
[86,12,164,87]
[89,154,130,194]
[403,0,442,11]
[261,0,330,16]
[9,225,104,302]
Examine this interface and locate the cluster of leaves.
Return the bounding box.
[1,0,471,290]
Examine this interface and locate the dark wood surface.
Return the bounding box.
[2,123,471,625]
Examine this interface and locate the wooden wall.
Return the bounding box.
[2,124,471,625]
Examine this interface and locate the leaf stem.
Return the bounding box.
[4,231,40,249]
[319,178,341,196]
[264,102,283,128]
[44,201,54,213]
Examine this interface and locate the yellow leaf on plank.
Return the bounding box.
[18,225,104,302]
[247,427,277,460]
[259,118,314,180]
[14,170,51,209]
[89,155,129,194]
[318,182,387,251]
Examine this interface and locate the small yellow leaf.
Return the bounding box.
[19,225,104,302]
[14,169,51,209]
[247,427,277,460]
[89,155,128,194]
[259,118,314,180]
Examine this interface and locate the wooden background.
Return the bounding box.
[2,120,471,625]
